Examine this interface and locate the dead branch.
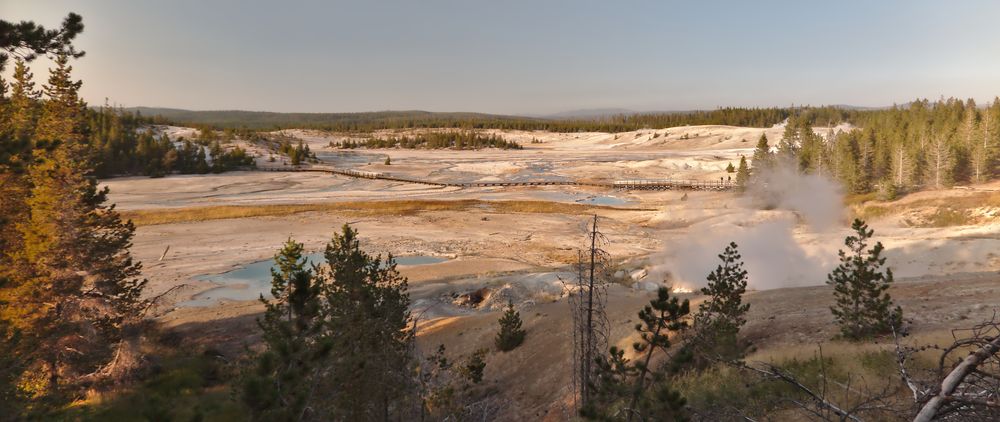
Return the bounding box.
[739,361,863,422]
[139,283,189,317]
[914,334,1000,422]
[892,325,923,402]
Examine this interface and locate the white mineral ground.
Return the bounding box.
[102,124,1000,420]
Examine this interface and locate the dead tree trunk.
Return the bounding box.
[914,335,1000,422]
[568,215,610,414]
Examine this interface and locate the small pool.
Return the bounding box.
[178,253,449,307]
[313,151,385,168]
[528,191,632,206]
[577,195,629,206]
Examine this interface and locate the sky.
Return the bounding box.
[3,0,1000,115]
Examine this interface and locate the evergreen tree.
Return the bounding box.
[0,13,84,72]
[242,239,329,421]
[495,301,526,352]
[724,162,735,173]
[972,101,995,183]
[750,133,773,173]
[0,62,36,287]
[584,287,690,421]
[0,279,26,416]
[9,51,146,394]
[33,53,87,144]
[690,242,750,364]
[320,225,413,420]
[987,99,1000,179]
[460,348,488,384]
[776,119,801,166]
[827,219,902,340]
[927,135,952,188]
[799,126,825,174]
[7,59,40,149]
[734,155,750,191]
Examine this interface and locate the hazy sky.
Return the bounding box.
[3,0,1000,115]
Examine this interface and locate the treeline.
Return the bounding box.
[242,131,318,165]
[134,106,797,133]
[341,131,523,150]
[90,106,255,177]
[4,61,255,178]
[748,97,1000,195]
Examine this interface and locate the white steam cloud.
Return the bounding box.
[650,163,847,290]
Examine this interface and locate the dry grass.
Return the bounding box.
[855,190,1000,227]
[675,328,970,420]
[122,199,650,226]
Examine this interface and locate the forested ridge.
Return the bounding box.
[341,131,523,150]
[132,106,795,132]
[749,97,1000,195]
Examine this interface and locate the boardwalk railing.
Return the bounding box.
[611,179,734,191]
[258,166,734,191]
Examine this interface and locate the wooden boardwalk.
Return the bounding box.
[257,166,734,191]
[611,179,733,191]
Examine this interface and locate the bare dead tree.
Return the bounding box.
[567,215,613,414]
[894,312,1000,421]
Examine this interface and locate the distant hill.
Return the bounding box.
[124,107,543,130]
[539,108,639,119]
[123,104,887,132]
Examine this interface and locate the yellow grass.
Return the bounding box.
[121,199,650,226]
[855,190,1000,226]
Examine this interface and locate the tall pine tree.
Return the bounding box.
[9,52,146,394]
[320,225,414,420]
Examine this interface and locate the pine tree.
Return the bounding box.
[750,133,773,173]
[698,243,749,332]
[6,59,39,154]
[735,155,750,192]
[9,52,146,393]
[776,119,801,166]
[725,162,735,173]
[584,287,690,421]
[459,348,488,384]
[416,344,489,419]
[799,126,825,174]
[0,13,84,72]
[33,53,87,144]
[0,63,35,285]
[827,219,902,340]
[321,224,413,420]
[927,135,951,189]
[242,239,329,421]
[687,242,750,366]
[0,279,26,416]
[972,101,994,183]
[495,301,526,352]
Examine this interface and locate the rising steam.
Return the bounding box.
[650,163,846,291]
